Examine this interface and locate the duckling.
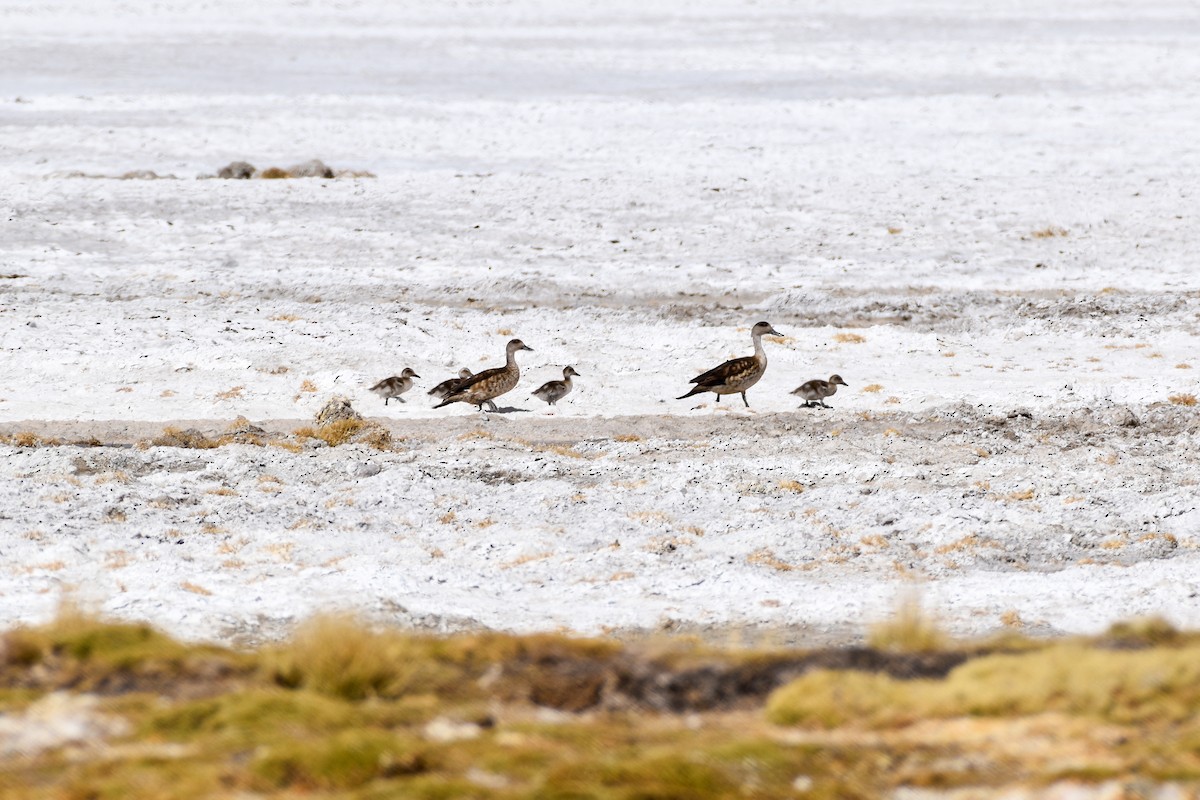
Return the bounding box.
[435,338,533,412]
[677,321,783,408]
[428,368,473,400]
[369,367,420,405]
[792,374,848,408]
[532,366,581,406]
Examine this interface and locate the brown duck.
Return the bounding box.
[677,321,783,408]
[435,339,533,411]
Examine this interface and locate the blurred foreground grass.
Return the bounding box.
[1,609,1198,798]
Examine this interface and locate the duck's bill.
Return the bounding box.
[523,345,535,351]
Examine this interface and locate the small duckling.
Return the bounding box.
[532,366,581,406]
[369,367,420,405]
[792,374,848,409]
[428,368,473,400]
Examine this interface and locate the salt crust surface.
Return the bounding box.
[1,0,1198,643]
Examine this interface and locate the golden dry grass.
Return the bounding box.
[832,332,866,344]
[3,431,62,448]
[295,419,393,450]
[5,610,1200,798]
[867,596,946,653]
[1169,393,1197,406]
[746,548,794,572]
[1030,226,1069,238]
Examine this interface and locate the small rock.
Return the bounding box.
[792,775,814,792]
[216,161,255,179]
[423,717,481,743]
[349,461,382,478]
[0,693,130,758]
[314,397,362,425]
[119,170,166,180]
[286,158,335,178]
[1103,406,1139,428]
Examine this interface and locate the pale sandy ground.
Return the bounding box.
[1,0,1199,644]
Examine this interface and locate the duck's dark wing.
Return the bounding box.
[690,356,756,387]
[447,366,504,395]
[370,377,398,391]
[532,379,563,396]
[428,377,461,396]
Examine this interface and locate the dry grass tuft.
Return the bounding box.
[614,434,642,442]
[769,638,1200,730]
[260,166,289,179]
[215,386,245,401]
[1169,393,1197,406]
[152,427,220,449]
[777,480,805,493]
[860,383,883,393]
[1031,226,1069,238]
[296,417,393,450]
[538,444,586,459]
[180,581,214,596]
[833,332,866,344]
[1104,615,1179,647]
[4,431,63,448]
[299,379,317,393]
[868,595,947,653]
[1176,363,1192,370]
[746,548,794,572]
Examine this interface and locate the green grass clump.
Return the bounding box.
[263,615,455,701]
[767,643,1200,729]
[2,606,225,672]
[12,610,1200,798]
[250,729,427,790]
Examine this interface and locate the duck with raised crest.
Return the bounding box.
[677,321,783,408]
[532,366,580,406]
[435,338,533,412]
[428,368,473,401]
[369,367,420,405]
[792,374,848,408]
